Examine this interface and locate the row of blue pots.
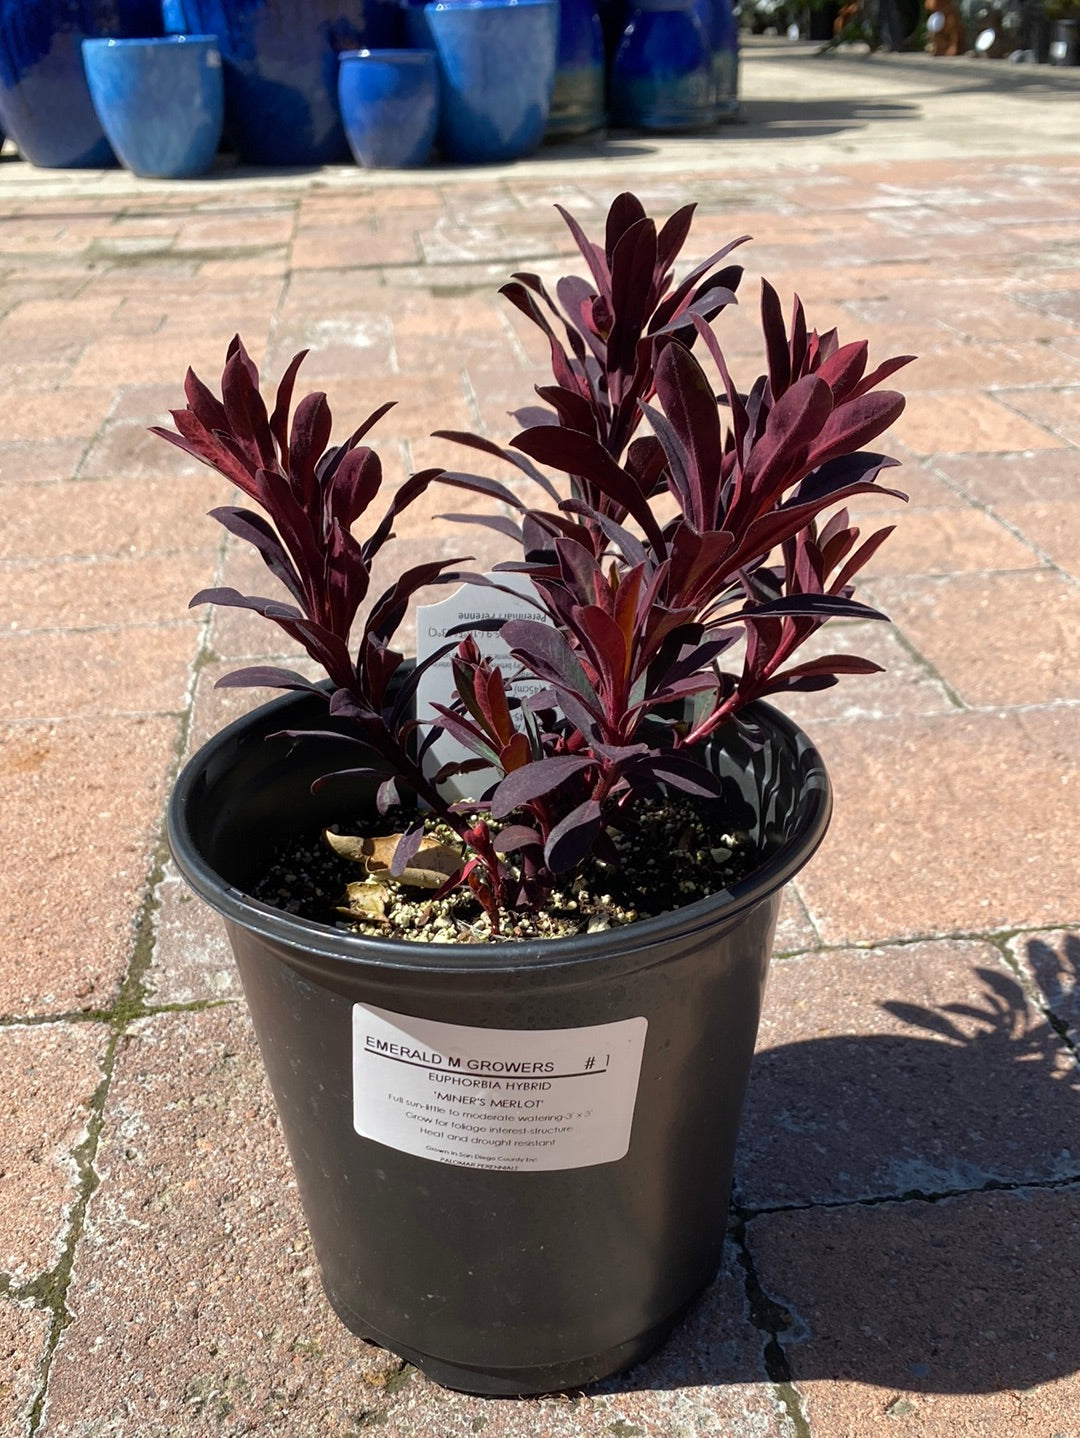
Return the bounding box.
[343,1,559,170]
[344,0,740,169]
[0,0,739,174]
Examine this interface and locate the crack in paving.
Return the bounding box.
[17,575,223,1434]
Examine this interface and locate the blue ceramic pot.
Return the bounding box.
[82,35,223,178]
[337,48,438,168]
[161,0,188,31]
[612,0,713,132]
[692,0,738,118]
[180,0,402,166]
[0,0,162,168]
[424,0,558,165]
[548,0,605,138]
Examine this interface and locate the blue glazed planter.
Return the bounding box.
[82,35,223,178]
[424,0,558,165]
[180,0,402,166]
[612,0,713,132]
[692,0,738,118]
[0,0,162,168]
[338,48,438,169]
[548,0,605,139]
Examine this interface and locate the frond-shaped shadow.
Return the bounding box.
[599,956,1080,1397]
[1020,931,1080,1039]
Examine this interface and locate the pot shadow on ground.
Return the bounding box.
[739,95,921,139]
[528,97,920,158]
[596,940,1080,1398]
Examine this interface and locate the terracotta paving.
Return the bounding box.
[1,39,1077,1438]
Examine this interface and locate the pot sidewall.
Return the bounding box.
[168,689,831,1390]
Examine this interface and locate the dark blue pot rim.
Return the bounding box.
[425,0,555,10]
[82,35,219,49]
[339,48,437,62]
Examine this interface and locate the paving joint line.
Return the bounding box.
[18,499,228,1430]
[735,1173,1080,1226]
[729,1213,813,1438]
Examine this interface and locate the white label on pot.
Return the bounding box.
[415,574,553,802]
[352,1004,648,1172]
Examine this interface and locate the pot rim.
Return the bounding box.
[81,35,220,49]
[338,48,437,63]
[425,0,557,11]
[168,688,831,976]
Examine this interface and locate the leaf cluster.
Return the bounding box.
[158,193,912,935]
[434,194,911,905]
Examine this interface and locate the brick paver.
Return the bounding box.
[1,38,1077,1438]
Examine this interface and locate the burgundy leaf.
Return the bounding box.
[741,593,887,622]
[814,339,869,402]
[288,390,333,505]
[492,823,544,855]
[325,445,383,529]
[428,434,557,503]
[650,237,750,334]
[831,524,897,594]
[850,353,916,400]
[638,754,727,799]
[544,799,603,874]
[511,425,668,555]
[220,341,275,471]
[268,349,309,458]
[653,340,724,527]
[735,374,833,518]
[489,754,596,819]
[555,203,611,298]
[207,506,306,607]
[761,280,791,398]
[365,557,470,647]
[604,191,648,263]
[767,654,885,685]
[391,824,426,875]
[808,390,906,470]
[654,201,696,276]
[501,619,597,704]
[215,666,325,693]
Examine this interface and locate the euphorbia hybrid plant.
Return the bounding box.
[156,192,911,938]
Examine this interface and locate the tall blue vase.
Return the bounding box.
[611,0,713,132]
[180,0,403,166]
[82,35,224,178]
[0,0,162,168]
[337,48,439,168]
[424,0,558,165]
[548,0,605,139]
[692,0,738,118]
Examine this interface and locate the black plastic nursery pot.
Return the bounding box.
[167,690,831,1396]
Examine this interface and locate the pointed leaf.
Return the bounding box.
[544,798,603,874]
[489,754,596,819]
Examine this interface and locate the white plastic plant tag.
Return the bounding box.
[415,574,552,802]
[352,1004,648,1172]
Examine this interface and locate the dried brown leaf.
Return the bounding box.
[325,829,462,890]
[339,881,390,923]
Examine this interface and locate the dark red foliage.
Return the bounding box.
[152,338,469,821]
[159,193,913,932]
[437,194,913,886]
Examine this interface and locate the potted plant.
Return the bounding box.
[159,192,911,1396]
